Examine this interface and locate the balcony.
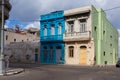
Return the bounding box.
[40,35,63,42]
[63,31,91,42]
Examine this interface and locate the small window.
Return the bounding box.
[103,51,105,56]
[14,39,16,42]
[110,35,112,38]
[110,43,112,47]
[103,30,105,35]
[27,39,29,41]
[22,40,24,42]
[94,26,97,31]
[35,48,38,53]
[104,61,107,65]
[6,35,8,40]
[69,46,74,58]
[110,53,112,55]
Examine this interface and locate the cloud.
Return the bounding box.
[4,25,8,28]
[8,0,120,32]
[9,0,91,21]
[24,22,40,29]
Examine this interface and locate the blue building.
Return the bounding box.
[40,11,65,64]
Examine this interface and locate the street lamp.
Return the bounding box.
[0,0,5,75]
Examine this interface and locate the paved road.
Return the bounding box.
[0,63,120,80]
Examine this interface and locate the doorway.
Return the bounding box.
[80,46,87,64]
[56,46,62,64]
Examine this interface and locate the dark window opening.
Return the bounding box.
[104,61,107,65]
[94,26,97,31]
[35,48,38,53]
[69,46,74,58]
[103,51,105,56]
[110,35,112,38]
[14,39,16,42]
[103,30,105,35]
[6,35,8,40]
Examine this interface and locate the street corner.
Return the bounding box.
[4,68,25,76]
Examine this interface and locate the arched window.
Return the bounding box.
[69,46,74,58]
[50,24,55,35]
[58,23,62,35]
[44,25,47,36]
[80,46,87,48]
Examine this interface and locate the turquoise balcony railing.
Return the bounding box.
[40,35,63,41]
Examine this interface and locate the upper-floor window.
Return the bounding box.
[58,23,62,35]
[67,21,74,33]
[79,19,87,32]
[51,24,55,35]
[44,25,47,36]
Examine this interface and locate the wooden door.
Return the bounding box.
[80,46,87,64]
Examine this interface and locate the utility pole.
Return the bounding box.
[0,0,5,75]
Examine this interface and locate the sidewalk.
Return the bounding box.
[4,68,24,76]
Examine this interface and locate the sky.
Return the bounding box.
[5,0,120,57]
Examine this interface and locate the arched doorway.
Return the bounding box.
[80,46,87,65]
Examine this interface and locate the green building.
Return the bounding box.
[92,6,118,65]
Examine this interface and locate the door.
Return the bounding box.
[35,48,38,62]
[80,46,87,64]
[56,46,62,64]
[35,54,38,62]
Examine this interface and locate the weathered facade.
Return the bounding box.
[4,42,40,63]
[4,28,40,63]
[64,6,118,65]
[40,5,118,65]
[64,6,94,65]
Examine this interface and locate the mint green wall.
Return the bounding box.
[91,6,118,65]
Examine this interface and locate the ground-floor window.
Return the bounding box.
[69,46,74,58]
